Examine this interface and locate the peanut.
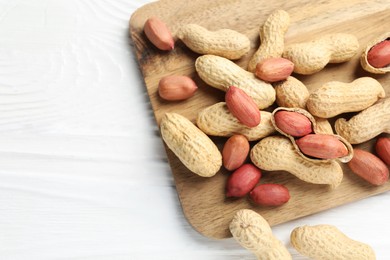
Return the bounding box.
[249,184,290,207]
[229,209,292,260]
[361,31,390,74]
[222,135,250,171]
[158,75,198,101]
[254,57,294,82]
[250,136,343,188]
[283,33,359,75]
[291,224,376,260]
[335,98,390,144]
[314,117,334,135]
[225,86,261,127]
[197,102,275,141]
[367,40,390,68]
[176,23,250,60]
[160,113,221,177]
[274,76,309,108]
[296,134,349,160]
[247,10,290,72]
[271,107,353,163]
[376,137,390,166]
[226,164,262,197]
[195,55,275,109]
[347,148,389,186]
[306,77,385,118]
[273,110,313,137]
[143,17,174,51]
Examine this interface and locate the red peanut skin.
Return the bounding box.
[348,149,389,186]
[250,184,290,206]
[367,40,390,68]
[222,135,250,171]
[226,164,261,198]
[144,17,175,51]
[158,75,198,101]
[296,134,348,159]
[376,137,390,166]
[225,86,261,127]
[255,57,294,82]
[274,111,313,137]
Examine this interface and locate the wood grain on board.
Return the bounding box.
[129,0,390,239]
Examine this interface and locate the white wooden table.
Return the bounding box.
[0,0,389,259]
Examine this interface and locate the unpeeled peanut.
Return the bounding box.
[195,55,275,109]
[255,57,294,82]
[314,117,334,135]
[222,135,250,171]
[197,102,275,141]
[249,184,290,207]
[225,86,261,127]
[283,33,359,75]
[361,32,390,74]
[250,136,343,188]
[274,76,309,108]
[291,224,376,260]
[160,113,221,177]
[247,10,290,72]
[306,77,385,118]
[376,137,390,166]
[348,148,389,186]
[176,23,250,60]
[335,98,390,144]
[226,164,262,197]
[158,75,198,101]
[296,134,349,160]
[273,110,312,137]
[143,17,174,51]
[229,209,292,260]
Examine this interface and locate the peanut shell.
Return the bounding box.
[250,135,343,188]
[197,102,275,141]
[271,107,353,163]
[361,31,390,74]
[160,113,221,177]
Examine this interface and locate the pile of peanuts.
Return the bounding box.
[143,10,389,259]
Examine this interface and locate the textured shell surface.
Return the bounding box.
[229,209,292,260]
[196,102,275,141]
[160,113,222,177]
[177,23,250,60]
[335,98,390,144]
[306,77,385,118]
[291,224,376,260]
[250,136,343,188]
[274,76,309,108]
[247,9,290,72]
[195,55,275,109]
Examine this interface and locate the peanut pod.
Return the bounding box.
[195,55,275,109]
[230,209,292,260]
[177,23,250,60]
[271,107,353,163]
[361,31,390,74]
[283,33,359,75]
[160,113,221,177]
[306,77,385,118]
[335,98,390,144]
[247,10,290,72]
[291,225,376,260]
[197,102,275,141]
[250,136,343,188]
[274,76,309,109]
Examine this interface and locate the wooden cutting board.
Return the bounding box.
[129,0,390,239]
